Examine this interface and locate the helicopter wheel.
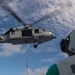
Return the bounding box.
[34,44,38,48]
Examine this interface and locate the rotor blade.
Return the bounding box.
[30,1,72,27]
[30,15,51,26]
[0,1,27,25]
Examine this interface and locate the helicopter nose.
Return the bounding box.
[49,32,56,38]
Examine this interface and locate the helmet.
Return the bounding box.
[60,30,75,53]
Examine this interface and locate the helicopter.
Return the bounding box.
[0,2,56,48]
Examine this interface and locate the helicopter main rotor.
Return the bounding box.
[0,0,73,29]
[0,0,52,28]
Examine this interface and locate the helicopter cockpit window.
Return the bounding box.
[35,29,39,33]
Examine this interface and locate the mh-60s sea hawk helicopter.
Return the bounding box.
[0,3,56,48]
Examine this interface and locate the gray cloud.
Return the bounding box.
[24,67,48,75]
[0,43,25,56]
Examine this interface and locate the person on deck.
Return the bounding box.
[46,30,75,75]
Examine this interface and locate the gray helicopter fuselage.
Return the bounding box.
[0,2,56,48]
[0,27,56,45]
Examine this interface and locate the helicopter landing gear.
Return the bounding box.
[34,44,38,48]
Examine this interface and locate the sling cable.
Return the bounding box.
[26,44,30,75]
